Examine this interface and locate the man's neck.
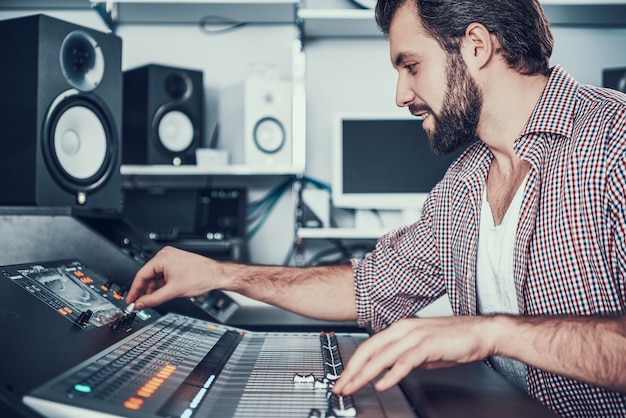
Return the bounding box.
[477,68,547,225]
[477,71,549,158]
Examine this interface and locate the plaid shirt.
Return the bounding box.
[353,65,626,417]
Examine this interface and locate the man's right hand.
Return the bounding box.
[126,246,223,310]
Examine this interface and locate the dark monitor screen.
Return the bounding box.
[332,115,463,211]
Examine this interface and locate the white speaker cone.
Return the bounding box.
[253,117,285,153]
[53,105,107,180]
[157,110,194,152]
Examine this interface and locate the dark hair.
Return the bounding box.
[375,0,553,76]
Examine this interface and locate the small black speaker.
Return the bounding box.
[603,67,626,93]
[123,64,204,166]
[0,14,123,210]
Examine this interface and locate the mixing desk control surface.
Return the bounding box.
[1,256,559,418]
[23,313,413,418]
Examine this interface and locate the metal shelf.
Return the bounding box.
[90,0,299,28]
[4,1,626,29]
[296,227,385,240]
[0,0,92,8]
[121,164,303,176]
[298,8,380,38]
[298,1,626,39]
[541,0,626,26]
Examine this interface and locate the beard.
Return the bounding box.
[410,51,482,155]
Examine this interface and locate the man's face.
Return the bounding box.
[389,2,482,155]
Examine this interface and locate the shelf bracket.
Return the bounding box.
[91,0,117,32]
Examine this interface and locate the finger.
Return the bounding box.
[421,360,459,370]
[332,343,375,394]
[134,284,178,310]
[144,277,163,295]
[374,357,417,392]
[343,334,420,395]
[333,334,392,395]
[125,277,151,304]
[335,320,432,396]
[126,255,166,304]
[374,355,461,392]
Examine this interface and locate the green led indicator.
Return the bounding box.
[137,311,150,320]
[73,383,92,393]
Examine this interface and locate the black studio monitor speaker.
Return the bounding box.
[603,67,626,93]
[123,64,204,166]
[0,14,123,211]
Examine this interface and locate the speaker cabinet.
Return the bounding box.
[220,77,292,167]
[603,67,626,93]
[0,14,123,210]
[123,64,204,166]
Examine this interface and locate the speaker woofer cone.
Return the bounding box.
[43,91,117,192]
[253,117,285,154]
[54,105,107,180]
[60,30,105,92]
[154,108,196,153]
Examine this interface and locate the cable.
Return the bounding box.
[370,208,386,228]
[198,16,248,35]
[246,177,294,239]
[281,243,296,266]
[302,175,331,192]
[246,177,293,221]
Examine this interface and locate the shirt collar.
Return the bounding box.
[455,66,580,182]
[520,64,579,140]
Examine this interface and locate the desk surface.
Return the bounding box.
[401,362,560,417]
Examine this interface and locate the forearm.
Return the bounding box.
[491,314,626,392]
[128,246,358,321]
[223,262,358,322]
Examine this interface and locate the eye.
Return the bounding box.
[403,63,417,74]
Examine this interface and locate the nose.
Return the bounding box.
[395,74,415,108]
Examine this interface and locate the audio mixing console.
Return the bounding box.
[0,258,560,418]
[23,314,412,417]
[0,259,413,418]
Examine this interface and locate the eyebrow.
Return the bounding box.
[393,51,419,67]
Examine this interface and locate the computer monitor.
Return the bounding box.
[332,113,463,216]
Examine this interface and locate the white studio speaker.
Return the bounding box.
[220,77,292,167]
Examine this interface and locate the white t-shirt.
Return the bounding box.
[476,175,528,392]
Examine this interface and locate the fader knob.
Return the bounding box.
[75,309,93,326]
[308,408,322,418]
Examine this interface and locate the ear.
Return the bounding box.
[461,22,495,70]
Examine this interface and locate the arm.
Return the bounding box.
[333,313,626,396]
[126,246,358,322]
[497,314,626,392]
